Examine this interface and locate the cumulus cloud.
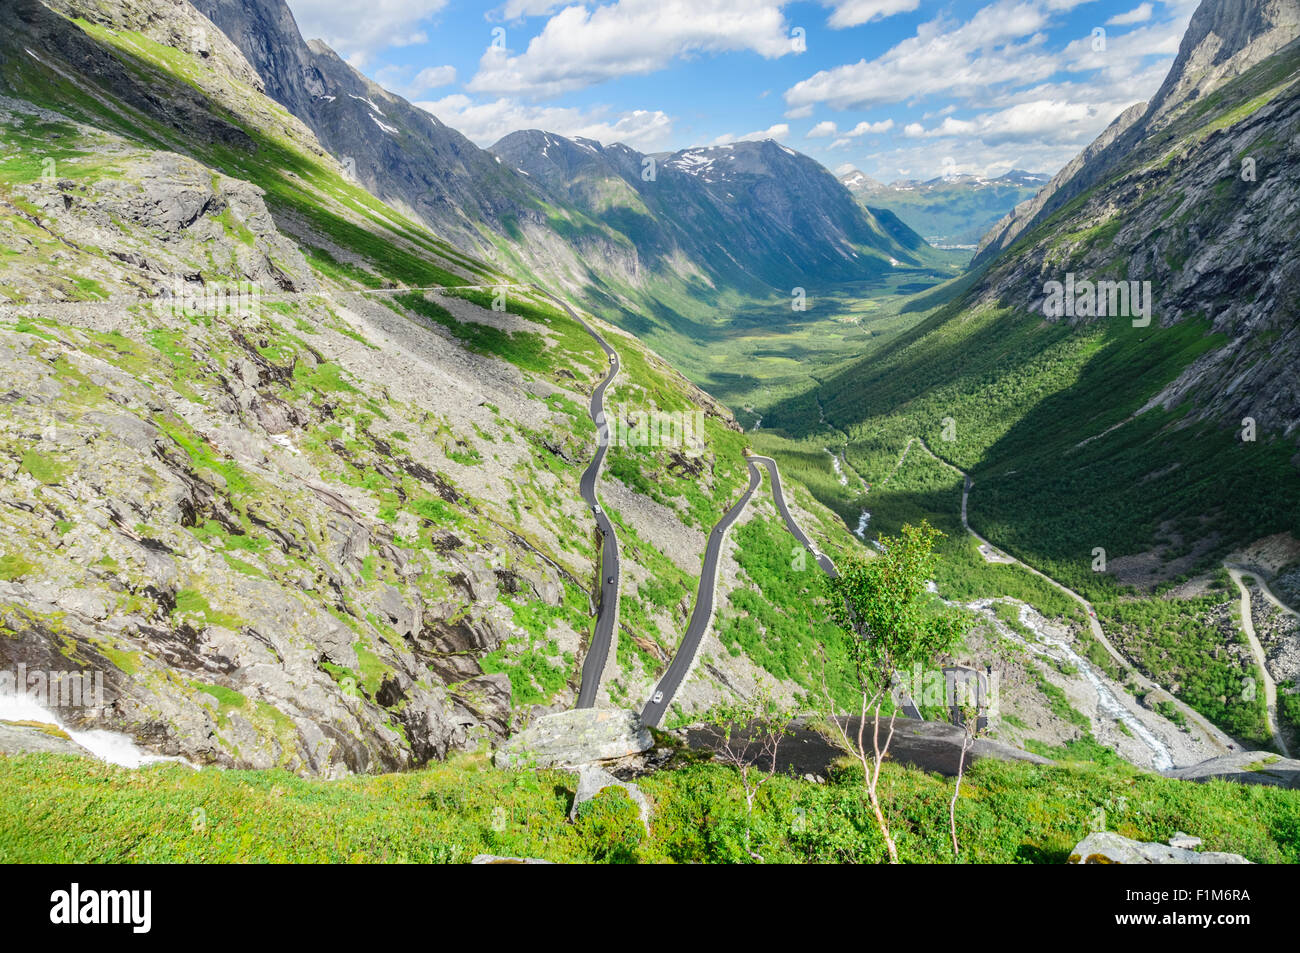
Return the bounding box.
[468,0,797,98]
[287,0,447,67]
[823,0,920,29]
[416,94,674,150]
[846,118,894,135]
[499,0,567,18]
[786,0,1197,180]
[806,120,838,138]
[785,0,1064,111]
[713,122,792,145]
[412,65,457,91]
[1107,3,1153,25]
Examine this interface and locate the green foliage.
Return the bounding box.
[721,518,858,707]
[4,752,1299,864]
[573,788,646,864]
[1099,596,1269,746]
[19,449,70,485]
[826,521,967,692]
[397,293,548,373]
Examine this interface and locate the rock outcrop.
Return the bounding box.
[494,709,653,770]
[1164,751,1300,787]
[1068,831,1251,864]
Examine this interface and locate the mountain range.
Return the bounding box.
[840,168,1051,247]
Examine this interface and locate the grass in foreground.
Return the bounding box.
[1,751,1297,864]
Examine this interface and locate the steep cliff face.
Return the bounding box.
[976,0,1300,266]
[974,28,1300,434]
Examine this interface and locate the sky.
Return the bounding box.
[282,0,1200,182]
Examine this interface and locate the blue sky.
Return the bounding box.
[283,0,1199,181]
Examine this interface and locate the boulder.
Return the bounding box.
[494,708,652,770]
[1163,751,1300,788]
[0,719,93,758]
[1068,832,1251,864]
[567,763,652,832]
[470,855,554,864]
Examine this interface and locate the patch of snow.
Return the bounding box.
[270,433,299,456]
[370,114,399,135]
[349,94,385,116]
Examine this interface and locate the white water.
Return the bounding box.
[0,692,194,769]
[824,448,849,486]
[969,598,1174,771]
[854,510,870,538]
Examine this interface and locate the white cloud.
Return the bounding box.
[846,118,894,135]
[1107,3,1153,25]
[903,99,1135,144]
[468,0,797,98]
[740,122,791,141]
[785,0,1065,111]
[286,0,447,67]
[824,0,920,29]
[717,122,791,145]
[807,120,838,138]
[412,65,457,91]
[500,0,567,18]
[416,94,674,150]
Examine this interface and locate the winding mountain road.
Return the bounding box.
[904,437,1236,755]
[640,459,764,727]
[1226,565,1292,758]
[641,453,923,727]
[532,288,622,709]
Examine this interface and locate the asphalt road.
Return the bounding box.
[642,453,922,726]
[640,459,763,727]
[532,288,622,709]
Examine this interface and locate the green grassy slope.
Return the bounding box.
[3,750,1298,863]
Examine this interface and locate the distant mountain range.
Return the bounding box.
[839,168,1051,247]
[194,0,934,321]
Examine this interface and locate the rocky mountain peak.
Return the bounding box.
[1147,0,1300,126]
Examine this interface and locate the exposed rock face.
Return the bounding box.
[965,0,1300,438]
[1164,751,1300,787]
[1069,831,1251,864]
[494,709,653,770]
[976,0,1300,266]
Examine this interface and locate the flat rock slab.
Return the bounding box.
[494,708,653,770]
[684,716,1049,779]
[1069,832,1251,864]
[1163,751,1300,788]
[471,855,554,864]
[0,720,92,758]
